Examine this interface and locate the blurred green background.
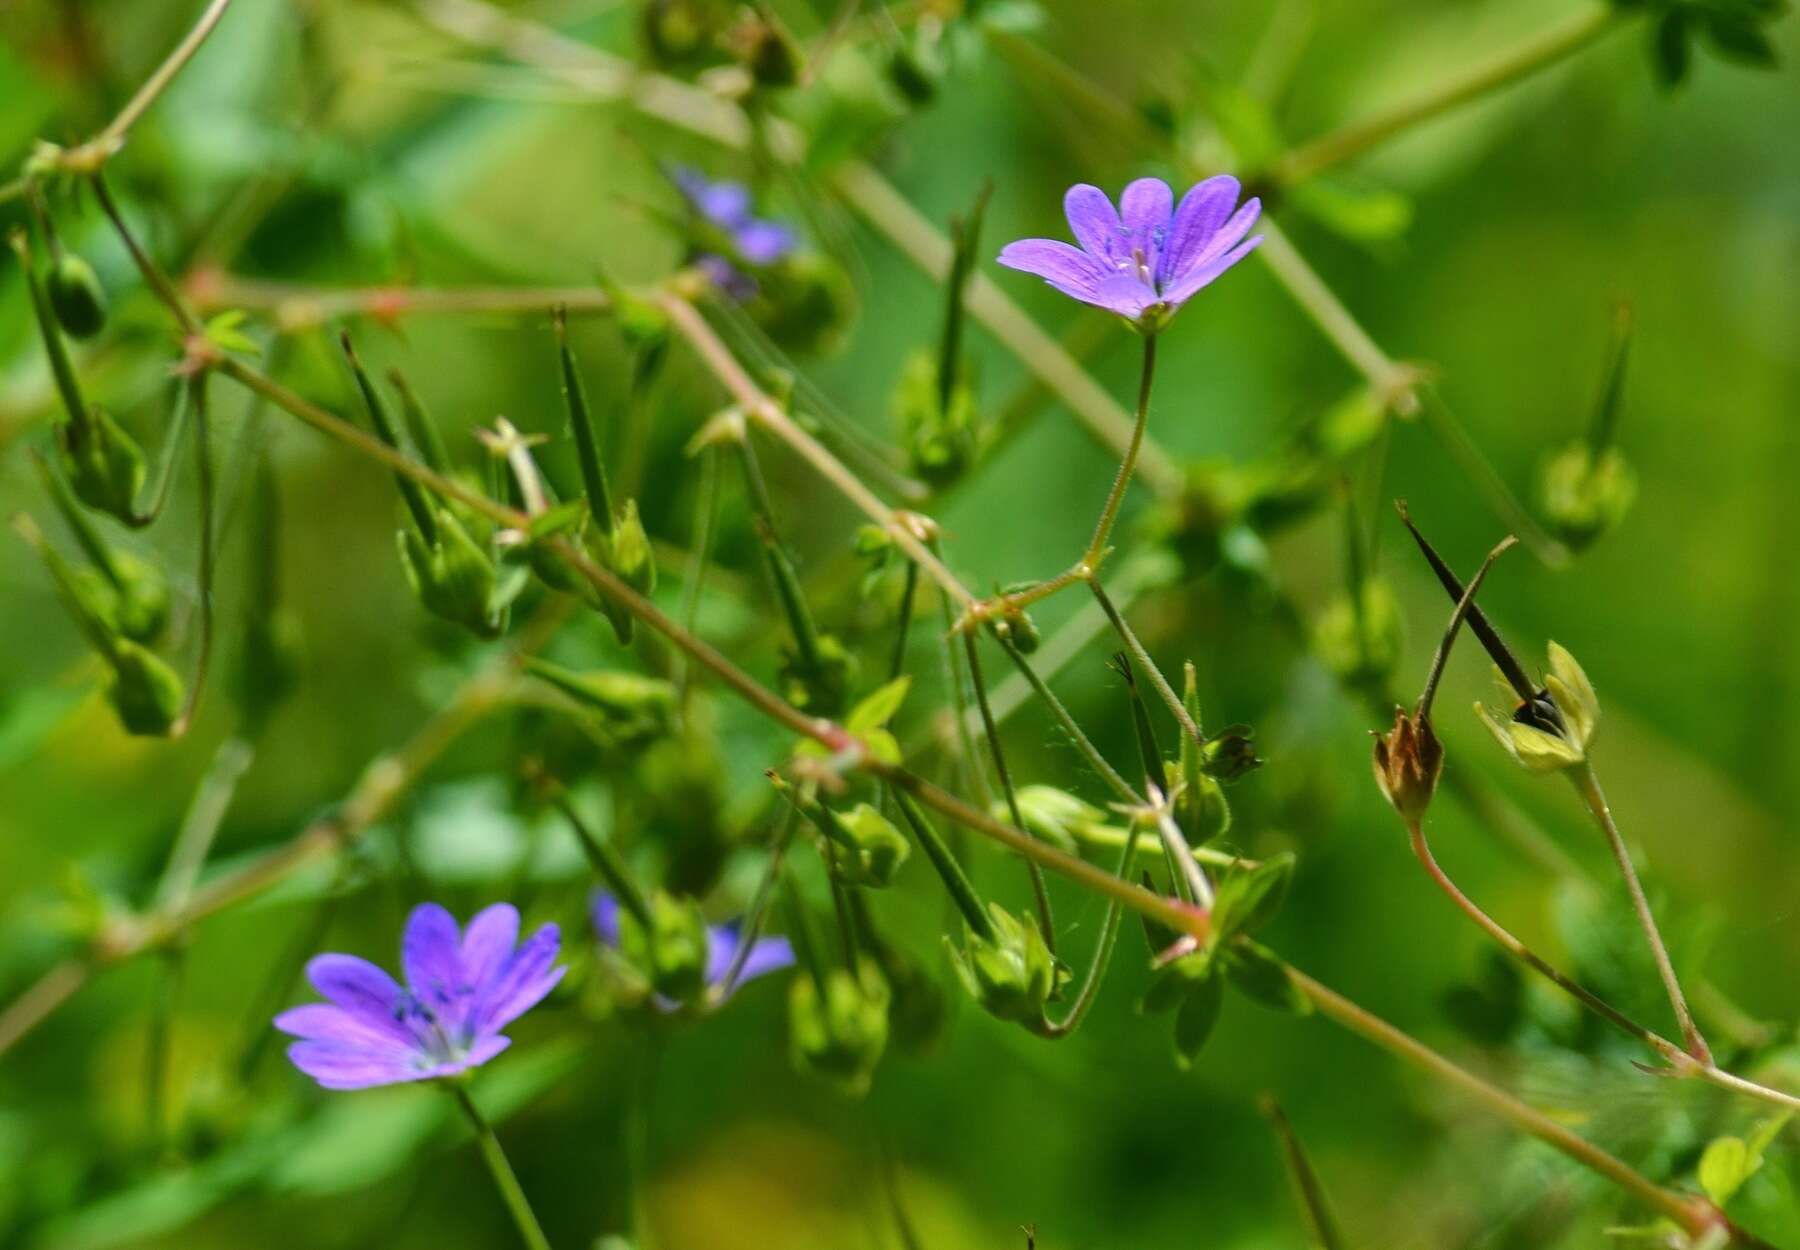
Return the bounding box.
[2,1,1799,1247]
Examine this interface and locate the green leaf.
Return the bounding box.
[1654,10,1692,87]
[527,499,587,539]
[847,675,911,734]
[1223,940,1311,1015]
[1173,967,1226,1068]
[1698,1111,1793,1206]
[1211,852,1295,942]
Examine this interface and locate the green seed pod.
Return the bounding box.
[995,785,1100,854]
[106,550,171,643]
[1311,577,1404,691]
[892,351,980,487]
[47,253,108,339]
[106,639,185,736]
[614,889,713,1006]
[815,802,910,888]
[788,960,890,1095]
[396,509,507,638]
[1178,772,1232,845]
[59,405,147,526]
[524,658,677,748]
[592,498,658,645]
[991,597,1041,654]
[946,903,1066,1025]
[1539,442,1637,550]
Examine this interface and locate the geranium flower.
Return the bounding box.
[591,890,793,1008]
[275,902,563,1091]
[672,166,796,297]
[997,176,1262,331]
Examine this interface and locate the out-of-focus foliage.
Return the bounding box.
[2,1,1799,1249]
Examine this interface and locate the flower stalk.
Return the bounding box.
[452,1085,555,1250]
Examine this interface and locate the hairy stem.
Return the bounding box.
[1570,762,1711,1065]
[452,1085,554,1250]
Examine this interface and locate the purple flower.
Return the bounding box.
[275,903,564,1091]
[997,176,1262,330]
[591,891,793,1009]
[671,166,797,297]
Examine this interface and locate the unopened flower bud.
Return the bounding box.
[989,591,1041,654]
[525,658,677,747]
[1371,707,1443,823]
[592,498,657,645]
[397,509,508,638]
[48,253,108,339]
[1312,578,1404,690]
[1539,442,1636,551]
[105,639,185,736]
[892,351,980,487]
[816,802,910,888]
[1178,772,1232,844]
[997,785,1136,855]
[751,253,856,356]
[947,903,1065,1025]
[779,631,857,718]
[614,888,713,1005]
[788,960,890,1095]
[59,406,147,526]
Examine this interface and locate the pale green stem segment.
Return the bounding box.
[1571,762,1711,1065]
[452,1085,555,1250]
[1266,5,1622,187]
[961,631,1055,954]
[1082,333,1157,570]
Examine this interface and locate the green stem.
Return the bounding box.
[888,558,920,681]
[1267,6,1621,187]
[1415,387,1570,569]
[1087,576,1202,748]
[95,0,237,152]
[1570,762,1710,1065]
[1082,334,1157,570]
[711,807,796,1002]
[1038,818,1140,1037]
[451,1085,554,1250]
[1260,1096,1345,1250]
[1280,960,1725,1242]
[673,444,721,719]
[171,374,216,737]
[961,631,1054,952]
[993,632,1137,803]
[890,787,995,942]
[555,795,651,928]
[1407,817,1678,1063]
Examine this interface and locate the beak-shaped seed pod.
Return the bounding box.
[945,901,1067,1026]
[1373,532,1516,819]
